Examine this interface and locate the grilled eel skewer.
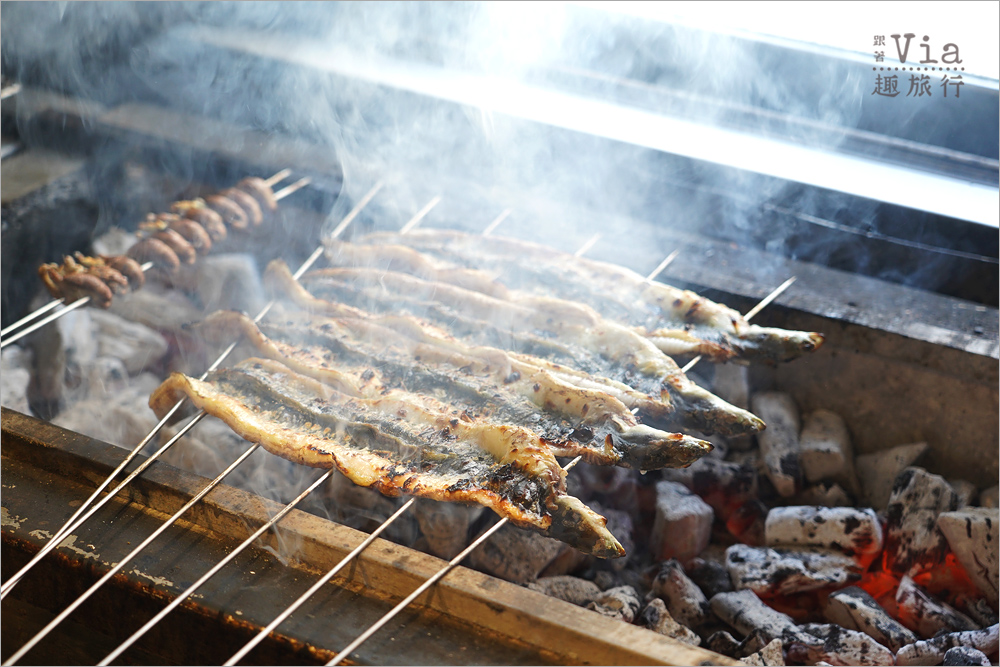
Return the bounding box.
[336,231,824,364]
[263,259,764,438]
[191,310,714,471]
[150,356,626,558]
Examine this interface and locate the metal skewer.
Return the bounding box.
[573,233,601,258]
[0,169,298,347]
[0,181,380,602]
[326,271,799,666]
[481,209,511,237]
[8,187,426,664]
[224,205,513,665]
[681,276,797,373]
[98,468,337,666]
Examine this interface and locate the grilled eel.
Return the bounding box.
[344,231,824,363]
[150,357,625,557]
[264,260,765,437]
[191,310,713,471]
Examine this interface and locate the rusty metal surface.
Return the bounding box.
[1,409,731,666]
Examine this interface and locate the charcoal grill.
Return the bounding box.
[2,4,997,665]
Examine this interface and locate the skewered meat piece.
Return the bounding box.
[171,199,227,242]
[99,255,145,290]
[236,177,278,213]
[349,231,824,364]
[140,214,212,255]
[150,227,197,265]
[38,256,117,308]
[150,357,625,557]
[279,263,764,437]
[70,253,130,295]
[220,188,263,226]
[204,194,249,230]
[192,309,713,471]
[127,237,181,274]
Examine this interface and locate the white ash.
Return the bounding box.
[1,345,32,413]
[795,483,853,508]
[725,544,862,596]
[765,506,883,565]
[661,457,759,516]
[650,480,713,563]
[686,557,734,598]
[948,479,978,508]
[895,575,979,638]
[895,624,998,666]
[824,585,917,652]
[979,485,999,509]
[709,589,815,645]
[797,623,895,666]
[738,638,785,666]
[750,392,801,498]
[108,284,203,333]
[88,309,169,375]
[586,585,641,622]
[942,646,991,666]
[937,507,999,606]
[856,442,928,509]
[412,499,484,560]
[647,559,711,631]
[467,522,565,585]
[885,467,959,577]
[637,598,701,646]
[799,409,860,496]
[960,598,999,629]
[526,576,602,607]
[713,362,750,410]
[170,253,267,315]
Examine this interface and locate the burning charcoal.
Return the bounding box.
[896,575,979,638]
[662,457,758,517]
[413,499,482,559]
[726,544,862,596]
[797,624,895,666]
[765,506,884,566]
[750,392,802,498]
[961,598,999,628]
[979,485,999,509]
[895,624,999,666]
[586,585,641,622]
[739,638,785,666]
[886,467,959,577]
[727,499,768,546]
[687,557,734,598]
[638,598,701,646]
[651,480,713,563]
[795,482,852,508]
[799,409,860,495]
[943,647,991,666]
[468,523,566,584]
[711,590,818,647]
[937,507,999,606]
[648,559,711,630]
[53,373,162,450]
[593,570,620,591]
[526,576,602,607]
[824,586,918,652]
[856,442,928,509]
[948,479,978,508]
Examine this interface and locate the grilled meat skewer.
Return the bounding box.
[150,357,625,558]
[192,310,713,471]
[278,263,764,437]
[349,231,824,364]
